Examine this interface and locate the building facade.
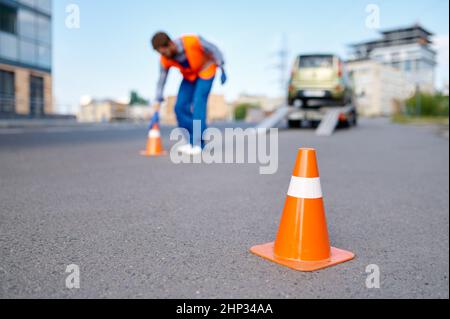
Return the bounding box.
[161,94,232,125]
[78,99,129,123]
[0,0,52,118]
[349,24,436,93]
[233,94,285,113]
[347,59,415,116]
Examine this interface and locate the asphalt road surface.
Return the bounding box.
[0,118,448,299]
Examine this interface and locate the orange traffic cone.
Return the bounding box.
[251,148,354,272]
[140,123,167,157]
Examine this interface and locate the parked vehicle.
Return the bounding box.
[287,54,357,129]
[288,54,353,108]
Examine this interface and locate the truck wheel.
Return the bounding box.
[288,98,295,106]
[338,120,351,129]
[348,111,358,126]
[351,111,358,126]
[310,120,320,129]
[288,119,302,129]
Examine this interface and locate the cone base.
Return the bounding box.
[250,242,355,272]
[140,150,167,157]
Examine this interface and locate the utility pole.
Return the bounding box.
[272,34,289,96]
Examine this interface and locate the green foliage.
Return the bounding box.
[392,114,449,125]
[234,103,259,121]
[129,91,149,106]
[405,92,449,117]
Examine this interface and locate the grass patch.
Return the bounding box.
[392,114,449,126]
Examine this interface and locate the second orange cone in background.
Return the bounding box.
[140,123,167,157]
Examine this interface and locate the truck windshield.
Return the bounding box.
[299,56,333,68]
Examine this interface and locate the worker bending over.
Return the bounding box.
[151,32,227,155]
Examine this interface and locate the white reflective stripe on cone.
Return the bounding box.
[148,130,161,138]
[287,176,323,199]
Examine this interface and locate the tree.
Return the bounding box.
[234,103,259,121]
[129,91,149,106]
[405,92,449,117]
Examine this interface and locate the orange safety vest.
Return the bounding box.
[160,35,217,82]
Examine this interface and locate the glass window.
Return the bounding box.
[17,0,51,14]
[372,54,383,61]
[37,44,51,68]
[0,4,17,34]
[299,55,333,68]
[19,39,37,64]
[36,15,51,44]
[2,2,51,69]
[18,0,35,8]
[30,75,44,117]
[404,60,412,72]
[18,9,36,40]
[391,52,400,62]
[36,0,52,14]
[0,70,16,114]
[414,60,421,71]
[391,61,401,69]
[420,60,433,71]
[0,31,18,60]
[0,70,15,95]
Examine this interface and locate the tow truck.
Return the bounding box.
[256,53,358,136]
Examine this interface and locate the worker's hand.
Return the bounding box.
[220,67,227,85]
[148,110,160,131]
[148,103,161,130]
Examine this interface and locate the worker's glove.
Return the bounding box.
[220,67,227,85]
[148,111,160,131]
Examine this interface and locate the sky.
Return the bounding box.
[52,0,450,113]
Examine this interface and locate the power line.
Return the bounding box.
[271,34,289,95]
